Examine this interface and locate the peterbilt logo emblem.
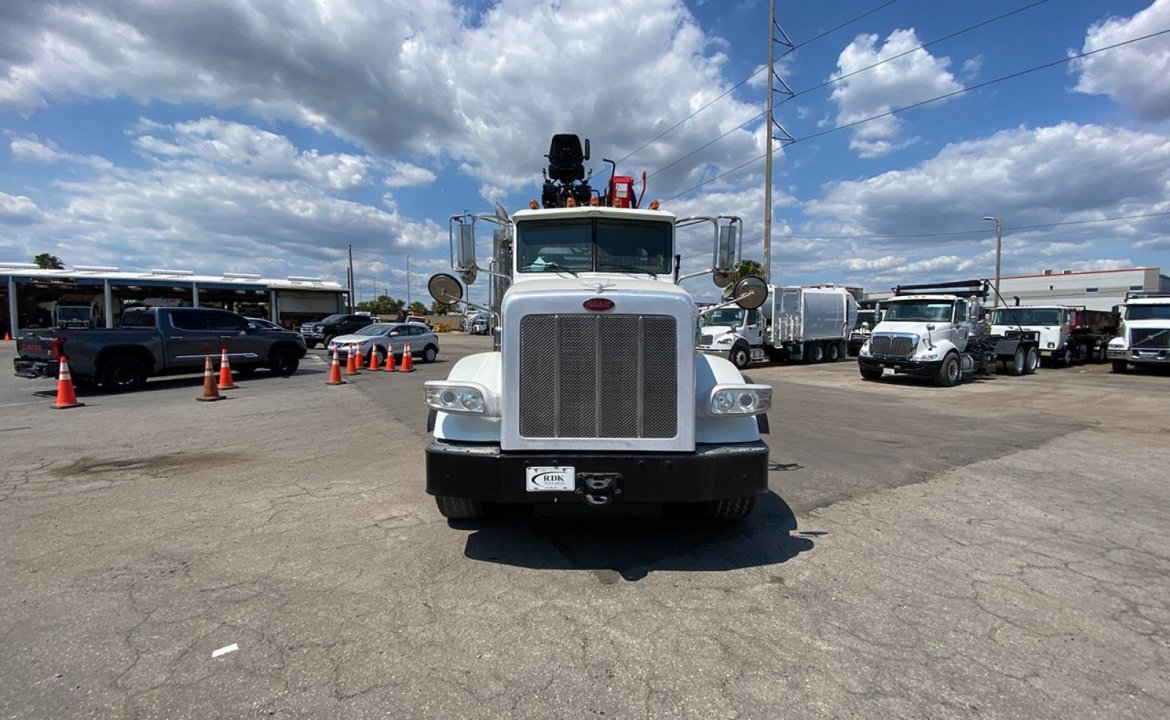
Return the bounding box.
[583,298,615,311]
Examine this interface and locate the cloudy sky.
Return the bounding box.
[2,0,1169,304]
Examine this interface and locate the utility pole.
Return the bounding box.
[347,244,354,313]
[764,0,795,284]
[982,216,1003,304]
[406,255,411,309]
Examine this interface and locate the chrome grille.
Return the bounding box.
[1131,328,1170,349]
[519,314,677,438]
[870,334,916,358]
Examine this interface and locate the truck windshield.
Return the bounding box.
[516,218,672,275]
[701,308,744,326]
[990,308,1062,325]
[855,310,876,328]
[1127,305,1170,321]
[884,300,954,322]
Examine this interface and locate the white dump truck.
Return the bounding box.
[421,134,772,521]
[988,304,1116,367]
[1107,292,1170,373]
[858,279,1041,387]
[696,284,858,368]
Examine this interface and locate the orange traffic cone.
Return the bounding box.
[52,356,84,409]
[197,355,223,401]
[398,342,414,373]
[367,346,381,371]
[383,346,396,372]
[217,348,239,390]
[345,344,360,375]
[327,347,346,385]
[2,331,11,341]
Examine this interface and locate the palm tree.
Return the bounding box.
[33,253,64,269]
[723,259,765,298]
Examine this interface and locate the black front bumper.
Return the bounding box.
[858,355,937,377]
[426,440,769,505]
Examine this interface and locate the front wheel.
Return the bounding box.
[860,366,884,381]
[730,344,751,370]
[268,347,300,376]
[435,496,486,519]
[934,353,961,387]
[703,495,756,521]
[1112,360,1128,374]
[97,355,148,392]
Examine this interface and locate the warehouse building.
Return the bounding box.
[1,264,348,337]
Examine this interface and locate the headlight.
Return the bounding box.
[715,337,733,345]
[705,384,772,416]
[424,381,499,416]
[859,341,871,356]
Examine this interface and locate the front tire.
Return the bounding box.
[703,495,756,521]
[934,353,960,387]
[1112,360,1128,373]
[304,339,318,349]
[97,355,148,392]
[860,366,884,381]
[268,347,300,376]
[730,343,751,370]
[435,496,486,519]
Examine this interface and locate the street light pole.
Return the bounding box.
[405,255,411,310]
[982,216,1002,304]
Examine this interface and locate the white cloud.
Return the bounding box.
[9,136,113,170]
[0,191,46,226]
[1071,0,1170,121]
[829,28,963,158]
[384,161,437,188]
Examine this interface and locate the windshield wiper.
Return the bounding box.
[599,262,657,279]
[540,262,579,277]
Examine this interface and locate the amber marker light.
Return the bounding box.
[529,199,539,209]
[649,199,660,210]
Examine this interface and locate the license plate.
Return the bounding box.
[526,466,575,492]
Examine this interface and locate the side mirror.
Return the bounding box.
[428,273,464,306]
[733,276,768,310]
[453,222,477,285]
[713,222,738,286]
[582,138,590,161]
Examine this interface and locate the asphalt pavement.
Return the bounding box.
[1,335,1167,718]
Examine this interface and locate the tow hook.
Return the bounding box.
[578,473,622,506]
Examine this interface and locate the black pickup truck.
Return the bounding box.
[13,306,306,391]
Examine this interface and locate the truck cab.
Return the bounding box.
[697,306,764,369]
[1108,292,1170,372]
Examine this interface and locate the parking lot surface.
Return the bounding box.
[2,335,1168,718]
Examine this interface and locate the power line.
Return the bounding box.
[649,0,1050,182]
[617,0,903,166]
[665,27,1170,200]
[781,0,1050,106]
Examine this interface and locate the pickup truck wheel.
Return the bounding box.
[729,343,751,370]
[323,334,336,347]
[704,496,756,521]
[97,356,148,392]
[1024,347,1040,375]
[826,342,841,362]
[268,347,300,376]
[1112,360,1128,374]
[435,496,486,519]
[860,366,884,381]
[934,353,960,387]
[304,339,318,349]
[422,344,438,363]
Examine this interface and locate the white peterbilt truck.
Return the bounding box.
[422,134,772,521]
[858,280,1041,387]
[1107,292,1170,373]
[696,285,858,368]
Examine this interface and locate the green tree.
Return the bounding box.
[430,300,456,315]
[722,259,765,298]
[407,301,428,315]
[33,253,64,269]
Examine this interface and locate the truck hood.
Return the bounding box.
[698,324,735,337]
[870,320,937,336]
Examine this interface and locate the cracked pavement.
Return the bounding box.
[1,337,1167,718]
